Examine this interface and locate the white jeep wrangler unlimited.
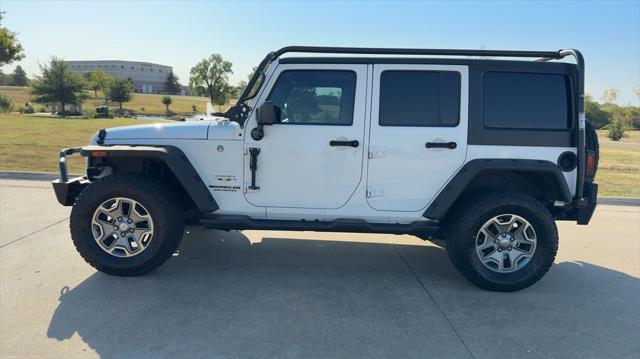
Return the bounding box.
[53,46,599,291]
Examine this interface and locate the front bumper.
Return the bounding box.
[51,147,89,206]
[52,176,90,206]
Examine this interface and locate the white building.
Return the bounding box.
[66,60,173,94]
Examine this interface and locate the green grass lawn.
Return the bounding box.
[597,129,640,144]
[596,146,640,197]
[1,114,638,197]
[0,85,215,115]
[0,114,163,173]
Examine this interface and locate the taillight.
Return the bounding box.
[585,150,597,179]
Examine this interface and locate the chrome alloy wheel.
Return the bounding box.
[91,197,154,257]
[474,214,537,273]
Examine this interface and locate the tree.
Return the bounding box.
[0,69,9,85]
[601,88,619,104]
[30,57,87,117]
[164,71,181,95]
[607,115,627,141]
[84,69,109,98]
[105,77,133,109]
[11,65,27,86]
[233,80,247,98]
[585,94,610,129]
[161,95,172,112]
[189,53,233,107]
[0,12,25,66]
[0,93,12,113]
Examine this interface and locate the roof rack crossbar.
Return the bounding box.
[273,46,565,60]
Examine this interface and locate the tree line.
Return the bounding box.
[1,9,639,136]
[0,52,250,116]
[585,89,640,140]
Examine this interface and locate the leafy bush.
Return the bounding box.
[22,102,34,114]
[0,94,13,113]
[607,117,628,141]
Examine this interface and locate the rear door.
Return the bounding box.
[367,64,468,212]
[244,64,368,209]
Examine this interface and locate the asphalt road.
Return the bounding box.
[1,179,639,359]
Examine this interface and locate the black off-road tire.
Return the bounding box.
[70,175,185,276]
[445,192,558,291]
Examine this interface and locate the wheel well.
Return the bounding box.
[88,157,200,218]
[458,170,565,203]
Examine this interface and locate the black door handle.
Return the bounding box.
[425,141,457,149]
[330,140,359,147]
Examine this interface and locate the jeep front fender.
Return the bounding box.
[80,145,219,212]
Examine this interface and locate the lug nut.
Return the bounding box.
[121,232,126,237]
[113,225,118,230]
[129,228,134,233]
[127,219,132,224]
[117,217,122,222]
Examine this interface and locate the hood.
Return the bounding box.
[103,121,211,140]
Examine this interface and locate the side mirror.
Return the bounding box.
[257,101,279,125]
[252,101,280,140]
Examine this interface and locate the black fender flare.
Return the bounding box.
[423,159,572,220]
[81,145,219,212]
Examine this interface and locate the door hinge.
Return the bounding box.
[367,189,384,198]
[368,150,385,159]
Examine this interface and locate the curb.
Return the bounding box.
[1,171,639,207]
[597,197,640,207]
[0,171,81,181]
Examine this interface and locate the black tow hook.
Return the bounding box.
[248,148,261,190]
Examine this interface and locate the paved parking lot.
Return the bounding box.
[1,179,639,358]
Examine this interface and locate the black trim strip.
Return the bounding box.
[423,159,571,220]
[200,214,439,236]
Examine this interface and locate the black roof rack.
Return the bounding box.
[232,46,587,205]
[273,46,566,60]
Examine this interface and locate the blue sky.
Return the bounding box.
[2,0,639,104]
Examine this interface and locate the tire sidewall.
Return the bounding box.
[70,176,183,274]
[448,193,558,291]
[466,204,556,287]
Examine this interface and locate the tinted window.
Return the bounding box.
[483,72,571,130]
[267,70,356,125]
[379,71,461,126]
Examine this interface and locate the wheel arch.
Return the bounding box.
[82,145,218,213]
[424,159,571,221]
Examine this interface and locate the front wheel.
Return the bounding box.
[70,175,185,276]
[445,192,558,291]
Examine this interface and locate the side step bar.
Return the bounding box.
[200,214,439,238]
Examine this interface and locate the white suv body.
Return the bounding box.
[52,47,599,291]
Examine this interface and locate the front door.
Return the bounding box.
[244,64,368,209]
[367,64,469,212]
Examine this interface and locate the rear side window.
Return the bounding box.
[483,72,571,130]
[267,70,356,125]
[379,71,461,127]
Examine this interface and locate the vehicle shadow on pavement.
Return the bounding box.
[46,227,640,358]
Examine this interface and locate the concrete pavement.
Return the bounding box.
[1,179,639,358]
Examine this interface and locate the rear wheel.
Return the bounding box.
[70,175,185,276]
[445,192,558,291]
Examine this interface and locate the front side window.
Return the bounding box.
[267,70,356,125]
[379,70,461,127]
